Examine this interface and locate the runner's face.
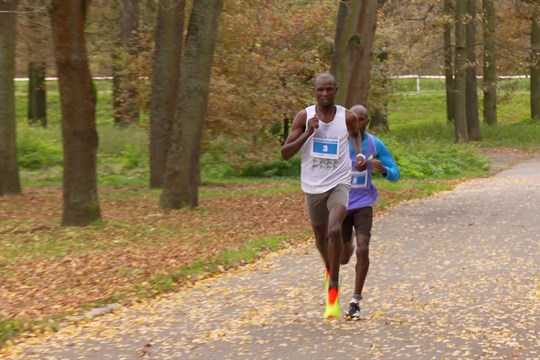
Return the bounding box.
[356,113,369,132]
[314,79,337,107]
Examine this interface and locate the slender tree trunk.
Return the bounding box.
[143,0,157,28]
[333,0,358,104]
[149,0,185,188]
[371,109,388,130]
[330,1,349,77]
[49,0,101,226]
[344,0,378,108]
[466,0,481,140]
[482,0,497,125]
[28,61,47,127]
[160,0,224,209]
[444,0,455,123]
[454,0,468,142]
[282,117,290,145]
[26,0,48,128]
[113,0,140,126]
[0,0,21,195]
[531,13,540,120]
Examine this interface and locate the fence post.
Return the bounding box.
[416,75,420,94]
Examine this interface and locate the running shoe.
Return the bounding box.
[324,287,341,319]
[345,302,360,321]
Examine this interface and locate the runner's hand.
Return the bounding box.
[371,159,387,175]
[307,115,319,134]
[354,156,368,171]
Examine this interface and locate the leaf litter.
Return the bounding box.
[0,183,309,321]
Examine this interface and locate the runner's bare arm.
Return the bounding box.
[346,109,362,156]
[281,110,317,160]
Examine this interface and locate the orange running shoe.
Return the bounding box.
[324,287,341,319]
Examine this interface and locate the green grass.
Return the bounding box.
[17,79,151,188]
[482,120,540,148]
[0,220,202,263]
[18,125,150,188]
[15,79,113,127]
[200,183,299,199]
[0,320,23,347]
[0,317,61,348]
[174,233,297,282]
[390,76,530,94]
[387,88,539,150]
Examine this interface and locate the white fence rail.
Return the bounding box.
[392,75,528,94]
[14,76,113,81]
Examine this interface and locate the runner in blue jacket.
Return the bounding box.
[341,105,400,321]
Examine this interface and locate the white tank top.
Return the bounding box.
[300,105,351,194]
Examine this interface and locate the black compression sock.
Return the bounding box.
[328,278,339,289]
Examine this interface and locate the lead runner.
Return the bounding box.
[281,73,361,319]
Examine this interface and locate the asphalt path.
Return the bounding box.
[6,156,540,359]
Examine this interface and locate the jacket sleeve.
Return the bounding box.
[374,137,400,182]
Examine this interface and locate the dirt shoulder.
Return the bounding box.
[480,147,538,174]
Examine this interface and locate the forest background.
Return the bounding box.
[0,0,540,349]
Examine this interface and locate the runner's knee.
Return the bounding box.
[328,222,342,240]
[356,240,369,258]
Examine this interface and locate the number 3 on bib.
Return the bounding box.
[311,138,339,159]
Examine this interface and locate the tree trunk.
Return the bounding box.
[531,13,540,120]
[371,109,388,131]
[332,0,378,108]
[482,0,497,125]
[444,0,455,123]
[149,0,185,188]
[332,0,357,100]
[49,0,101,226]
[330,1,349,77]
[466,0,481,140]
[143,0,157,28]
[113,0,140,126]
[26,0,48,128]
[282,117,290,146]
[370,50,390,130]
[28,61,47,127]
[160,0,224,209]
[344,0,378,108]
[454,0,468,142]
[0,0,21,195]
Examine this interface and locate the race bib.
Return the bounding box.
[351,170,368,188]
[311,137,339,159]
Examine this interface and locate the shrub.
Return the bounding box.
[121,144,147,170]
[17,131,63,170]
[239,157,300,178]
